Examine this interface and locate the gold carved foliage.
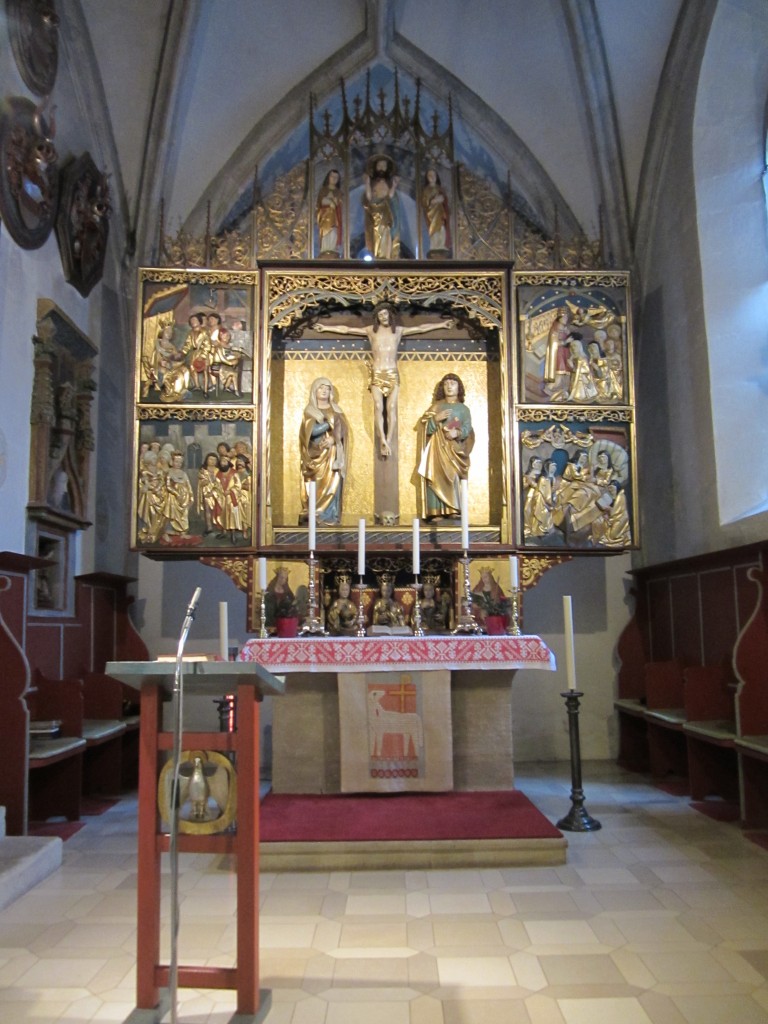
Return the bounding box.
[201,556,250,592]
[514,226,555,271]
[455,166,510,261]
[161,228,207,269]
[211,230,253,270]
[138,408,255,422]
[140,268,258,287]
[521,554,571,590]
[517,407,632,424]
[560,236,602,272]
[267,271,504,332]
[514,270,630,290]
[520,423,594,450]
[254,163,310,259]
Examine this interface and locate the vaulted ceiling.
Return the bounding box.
[69,0,683,267]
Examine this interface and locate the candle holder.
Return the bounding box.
[355,577,368,637]
[452,553,483,635]
[258,589,268,639]
[412,578,425,637]
[299,550,328,636]
[556,689,602,832]
[213,694,236,733]
[507,588,522,636]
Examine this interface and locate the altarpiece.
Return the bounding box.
[132,70,638,626]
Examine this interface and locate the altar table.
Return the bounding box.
[239,635,555,792]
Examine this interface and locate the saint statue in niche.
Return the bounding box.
[362,154,400,258]
[316,168,343,256]
[417,373,474,520]
[298,377,349,525]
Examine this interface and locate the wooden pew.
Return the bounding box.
[84,672,141,790]
[643,660,689,783]
[733,567,768,828]
[27,672,86,823]
[79,673,128,796]
[682,665,738,802]
[613,607,650,772]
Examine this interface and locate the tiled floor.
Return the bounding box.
[1,762,768,1022]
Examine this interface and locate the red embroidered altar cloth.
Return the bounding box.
[238,634,555,674]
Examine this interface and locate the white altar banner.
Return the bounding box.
[338,670,453,793]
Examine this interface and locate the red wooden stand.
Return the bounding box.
[106,662,284,1023]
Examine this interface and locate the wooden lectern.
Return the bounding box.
[105,660,284,1024]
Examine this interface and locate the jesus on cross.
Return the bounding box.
[316,303,454,458]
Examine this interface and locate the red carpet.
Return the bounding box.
[260,790,562,843]
[81,796,119,816]
[690,799,740,823]
[747,833,768,852]
[28,821,85,840]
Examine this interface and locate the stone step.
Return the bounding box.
[0,827,62,910]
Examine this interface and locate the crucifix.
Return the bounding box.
[316,303,453,522]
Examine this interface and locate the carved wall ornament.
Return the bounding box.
[28,305,97,532]
[0,96,59,249]
[55,152,111,297]
[7,0,59,96]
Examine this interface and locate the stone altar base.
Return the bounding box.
[271,670,517,793]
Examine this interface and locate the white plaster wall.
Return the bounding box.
[0,233,88,555]
[694,0,768,526]
[635,0,768,565]
[512,554,631,762]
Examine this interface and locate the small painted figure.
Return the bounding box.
[327,576,358,635]
[299,377,348,525]
[316,168,343,256]
[372,576,406,627]
[415,576,452,633]
[417,373,474,519]
[162,451,194,537]
[421,167,450,255]
[197,452,224,535]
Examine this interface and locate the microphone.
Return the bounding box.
[176,587,203,661]
[186,586,202,619]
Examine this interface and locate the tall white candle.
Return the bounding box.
[563,595,577,690]
[460,478,469,551]
[258,557,268,591]
[219,601,229,662]
[358,518,366,576]
[510,555,519,590]
[412,518,420,575]
[307,480,316,551]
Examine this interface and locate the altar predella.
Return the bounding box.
[131,71,637,635]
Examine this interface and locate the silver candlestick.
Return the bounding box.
[299,550,328,636]
[259,589,268,638]
[452,553,483,634]
[412,578,425,637]
[355,577,368,637]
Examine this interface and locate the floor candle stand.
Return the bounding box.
[557,689,602,832]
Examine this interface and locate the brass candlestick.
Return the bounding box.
[299,550,328,636]
[452,553,483,635]
[507,588,522,636]
[356,577,368,637]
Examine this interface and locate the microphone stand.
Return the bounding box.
[168,587,202,1024]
